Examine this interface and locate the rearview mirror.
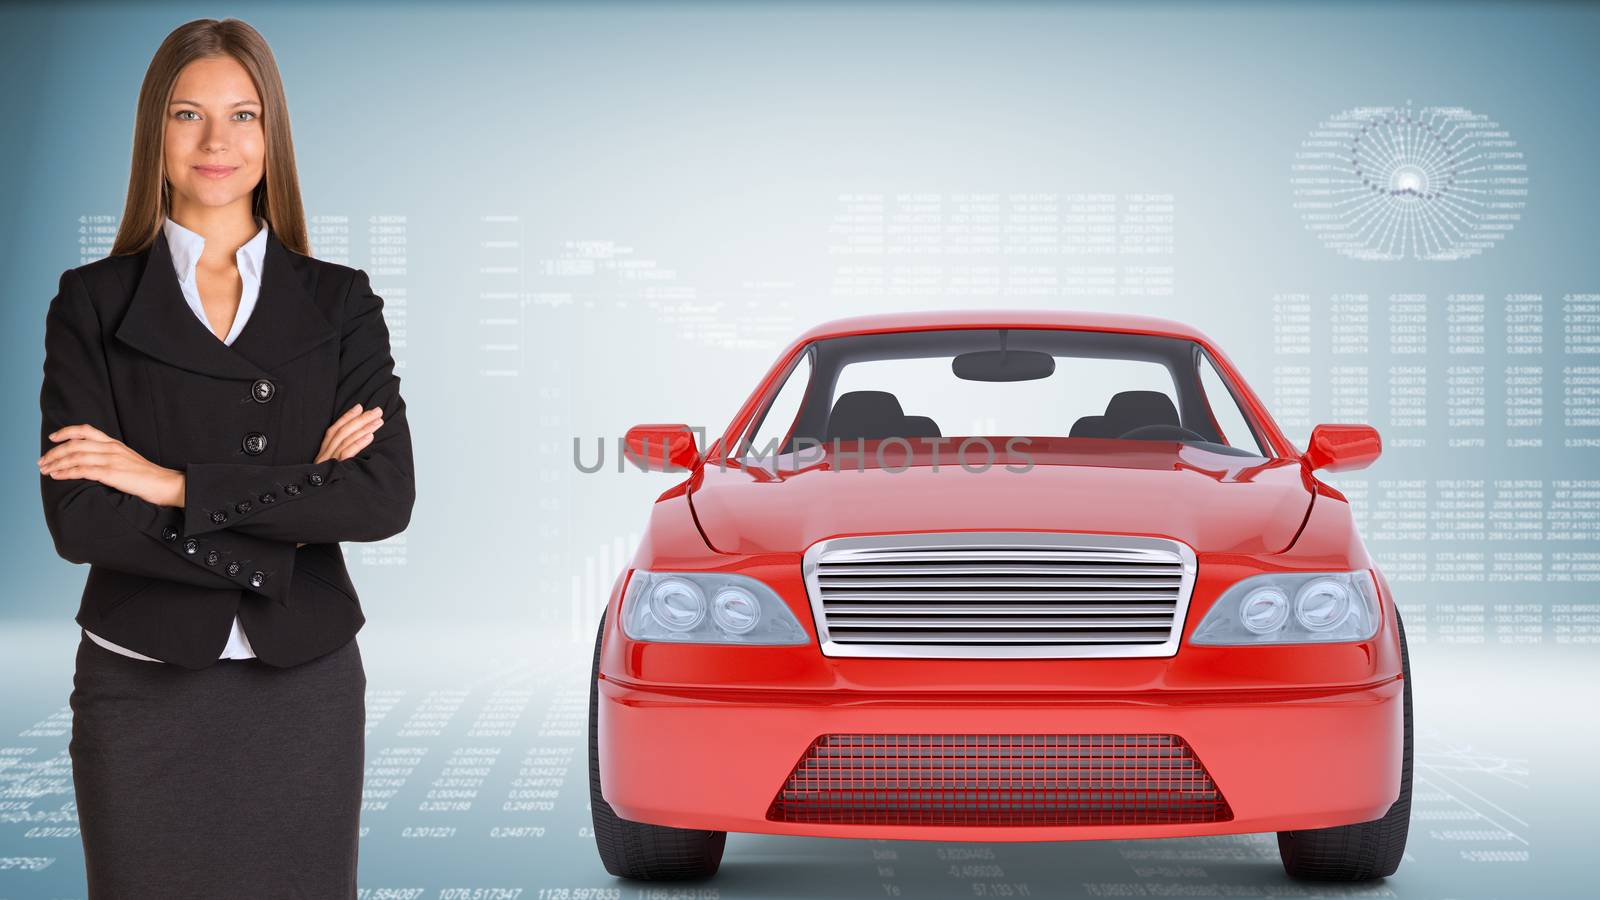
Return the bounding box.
[1303,424,1381,473]
[623,424,702,472]
[951,349,1055,382]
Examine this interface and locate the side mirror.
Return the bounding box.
[1303,424,1381,473]
[623,424,702,472]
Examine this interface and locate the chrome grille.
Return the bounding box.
[803,532,1196,658]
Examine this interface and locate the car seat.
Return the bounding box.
[1069,415,1113,438]
[825,390,908,442]
[899,415,942,439]
[1101,390,1181,438]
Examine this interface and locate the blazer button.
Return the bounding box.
[161,526,179,542]
[249,571,265,588]
[183,538,199,555]
[235,500,253,514]
[284,483,301,496]
[226,562,241,576]
[308,472,325,486]
[251,378,276,403]
[260,492,276,504]
[242,432,268,455]
[210,509,228,524]
[205,549,220,566]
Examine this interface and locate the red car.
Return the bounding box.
[590,311,1409,883]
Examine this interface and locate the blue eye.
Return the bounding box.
[175,109,199,120]
[235,111,258,122]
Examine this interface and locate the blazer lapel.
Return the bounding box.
[228,228,339,371]
[114,227,338,379]
[115,229,265,380]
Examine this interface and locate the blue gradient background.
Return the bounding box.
[0,1,1596,897]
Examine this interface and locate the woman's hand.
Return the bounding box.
[315,403,384,465]
[293,405,383,549]
[38,424,185,507]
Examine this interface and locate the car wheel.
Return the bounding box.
[1276,608,1413,880]
[588,612,727,880]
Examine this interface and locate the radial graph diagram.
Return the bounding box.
[1291,104,1527,261]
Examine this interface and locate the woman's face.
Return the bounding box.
[162,55,265,217]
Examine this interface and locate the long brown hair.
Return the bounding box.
[111,18,308,257]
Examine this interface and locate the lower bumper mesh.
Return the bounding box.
[767,733,1232,826]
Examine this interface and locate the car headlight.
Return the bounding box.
[620,570,810,645]
[1190,570,1381,645]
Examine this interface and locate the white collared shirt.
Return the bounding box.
[83,215,271,664]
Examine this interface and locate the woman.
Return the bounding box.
[36,18,414,898]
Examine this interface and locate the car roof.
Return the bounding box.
[793,309,1214,344]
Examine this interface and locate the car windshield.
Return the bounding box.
[735,327,1273,466]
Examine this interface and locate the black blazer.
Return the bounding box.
[39,225,415,670]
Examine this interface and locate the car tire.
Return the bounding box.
[588,613,727,880]
[1276,607,1413,880]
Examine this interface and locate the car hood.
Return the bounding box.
[688,440,1314,557]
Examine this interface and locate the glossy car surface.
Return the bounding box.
[591,311,1408,882]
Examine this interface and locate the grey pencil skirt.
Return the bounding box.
[68,631,365,899]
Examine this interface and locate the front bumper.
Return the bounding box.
[598,673,1404,841]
